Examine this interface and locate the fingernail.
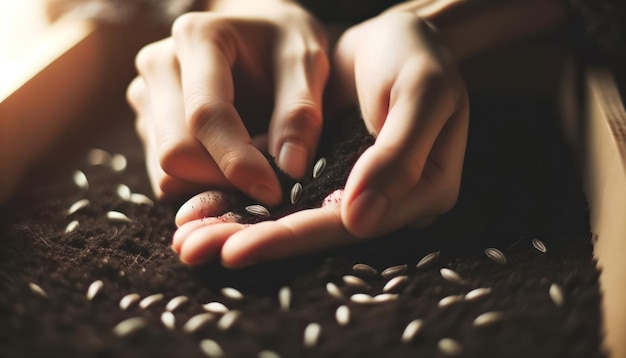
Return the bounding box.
[251,184,279,205]
[349,189,387,237]
[278,141,308,179]
[175,201,194,227]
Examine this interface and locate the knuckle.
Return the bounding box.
[171,12,204,38]
[156,139,189,177]
[135,42,161,74]
[125,77,144,109]
[283,101,322,133]
[186,101,223,135]
[217,150,246,181]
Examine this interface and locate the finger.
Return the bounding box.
[172,212,241,252]
[172,14,281,205]
[179,223,245,265]
[175,190,239,226]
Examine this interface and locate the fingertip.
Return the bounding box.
[277,141,309,179]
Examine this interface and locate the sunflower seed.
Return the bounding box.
[312,158,326,179]
[415,251,440,269]
[549,283,564,307]
[129,193,154,206]
[200,339,225,358]
[221,287,244,301]
[106,211,132,223]
[86,280,103,301]
[401,319,424,343]
[440,268,463,284]
[165,295,189,312]
[73,170,89,190]
[258,351,281,358]
[303,323,321,348]
[381,264,407,279]
[113,317,148,337]
[438,295,463,308]
[161,311,176,330]
[532,238,548,253]
[439,338,463,356]
[183,313,215,333]
[350,293,375,304]
[326,282,344,300]
[29,282,47,298]
[116,184,132,201]
[335,305,350,326]
[383,275,408,293]
[203,302,229,314]
[245,205,270,217]
[139,293,164,309]
[67,199,89,215]
[373,293,398,302]
[465,287,492,301]
[217,310,240,331]
[342,275,371,290]
[119,293,141,310]
[64,220,79,233]
[352,263,378,276]
[110,154,127,172]
[473,311,503,327]
[86,148,111,166]
[290,182,302,204]
[279,286,291,311]
[485,248,507,264]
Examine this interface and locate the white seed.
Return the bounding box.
[217,310,240,331]
[279,286,291,311]
[258,350,281,358]
[383,275,408,293]
[532,238,548,253]
[303,323,321,348]
[119,293,141,310]
[86,280,103,301]
[139,293,164,309]
[439,338,463,356]
[110,154,127,172]
[129,193,154,206]
[29,282,47,298]
[106,211,132,223]
[73,170,89,190]
[312,158,326,179]
[465,287,492,301]
[485,248,507,264]
[200,339,225,358]
[165,295,189,312]
[473,311,503,327]
[203,302,229,314]
[438,295,463,308]
[116,184,132,201]
[335,305,350,326]
[326,282,344,300]
[440,268,463,284]
[221,287,244,300]
[549,283,564,307]
[65,220,79,233]
[183,313,215,333]
[381,264,407,279]
[342,275,371,290]
[86,148,111,166]
[416,251,440,269]
[374,293,399,302]
[350,293,375,304]
[352,263,378,276]
[245,205,270,217]
[290,182,302,204]
[401,319,424,343]
[161,311,176,330]
[113,317,147,337]
[67,199,89,215]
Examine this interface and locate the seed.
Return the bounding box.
[465,288,492,301]
[106,211,132,223]
[279,286,291,311]
[381,264,407,279]
[342,275,371,290]
[110,154,127,172]
[245,205,270,217]
[326,282,344,300]
[29,282,47,298]
[67,199,89,215]
[373,293,398,302]
[416,251,440,269]
[312,158,326,179]
[221,287,244,301]
[86,148,111,166]
[116,184,131,201]
[119,293,141,310]
[113,317,147,337]
[383,275,408,293]
[86,280,104,301]
[438,295,463,308]
[438,338,463,356]
[350,293,375,304]
[203,302,229,314]
[401,319,424,343]
[473,311,503,327]
[217,310,240,331]
[139,293,164,309]
[440,268,463,284]
[303,322,321,348]
[352,263,377,276]
[165,295,189,312]
[161,311,176,330]
[65,220,79,233]
[549,283,564,307]
[183,313,215,333]
[200,339,225,358]
[129,193,154,206]
[335,305,350,326]
[532,238,548,253]
[258,350,281,358]
[290,182,302,204]
[485,248,507,264]
[73,170,89,190]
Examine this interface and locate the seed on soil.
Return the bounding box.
[303,322,321,348]
[29,282,47,298]
[401,319,424,343]
[203,302,229,314]
[221,287,244,301]
[438,295,464,308]
[473,311,503,327]
[438,338,463,356]
[106,211,132,223]
[161,311,176,330]
[183,313,215,333]
[119,293,141,310]
[258,350,281,358]
[352,263,378,276]
[116,184,131,201]
[110,154,127,172]
[290,182,302,204]
[373,293,398,302]
[200,339,225,358]
[113,317,148,337]
[326,282,344,300]
[279,286,291,311]
[440,268,463,284]
[342,275,371,290]
[67,199,89,215]
[416,251,440,269]
[383,275,408,293]
[381,264,407,279]
[465,287,492,301]
[245,205,270,217]
[166,295,189,312]
[532,238,548,253]
[129,193,154,206]
[86,280,103,301]
[217,310,240,331]
[86,148,111,166]
[485,248,507,264]
[65,220,79,233]
[549,283,564,307]
[312,158,326,179]
[73,170,89,190]
[139,293,164,309]
[350,293,375,304]
[335,305,350,326]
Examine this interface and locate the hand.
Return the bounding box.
[126,2,329,204]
